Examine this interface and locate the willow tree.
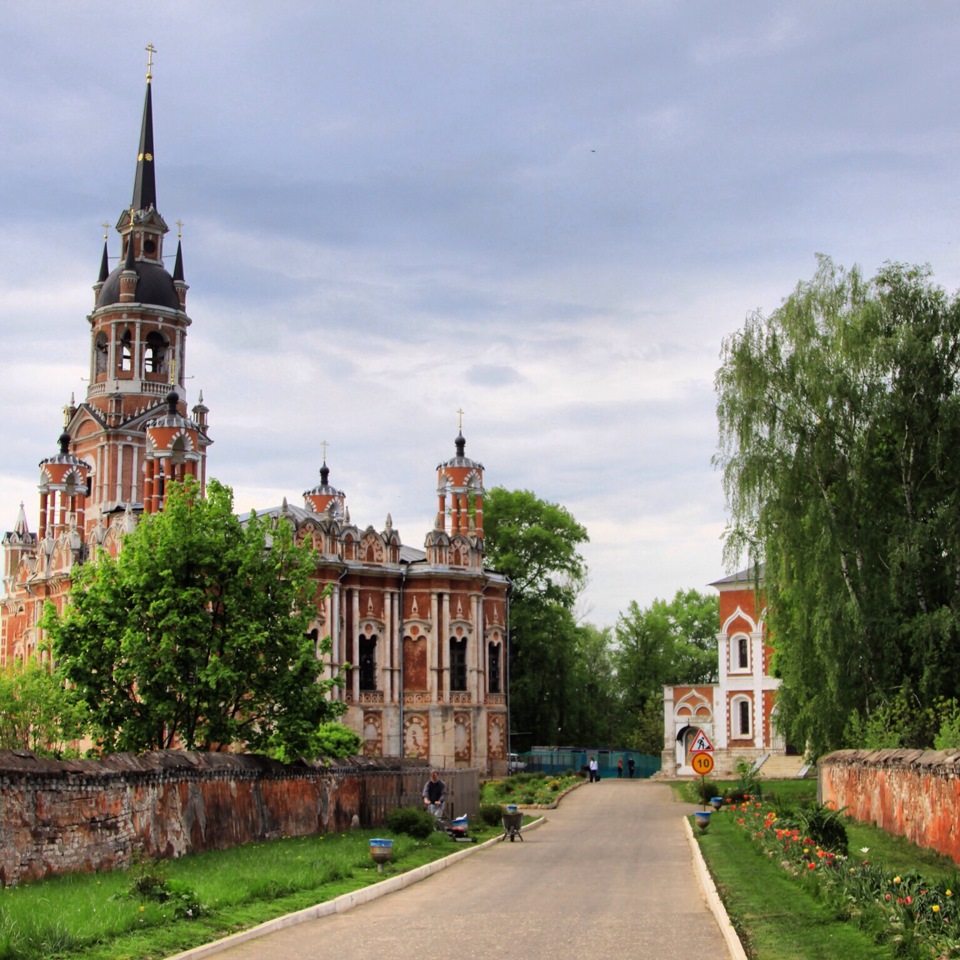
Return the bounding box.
[715,258,960,756]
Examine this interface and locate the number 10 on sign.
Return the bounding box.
[691,751,714,776]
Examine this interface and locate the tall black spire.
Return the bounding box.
[131,48,157,212]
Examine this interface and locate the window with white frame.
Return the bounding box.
[732,697,752,737]
[734,635,749,670]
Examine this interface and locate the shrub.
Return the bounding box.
[795,802,849,856]
[480,803,504,827]
[685,779,720,804]
[384,805,436,839]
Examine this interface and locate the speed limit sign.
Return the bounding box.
[691,751,714,776]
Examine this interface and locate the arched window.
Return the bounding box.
[359,635,377,691]
[735,635,749,670]
[732,697,752,737]
[95,332,108,374]
[488,642,501,693]
[144,332,168,374]
[119,330,133,373]
[450,637,467,691]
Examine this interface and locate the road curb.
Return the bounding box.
[168,818,546,960]
[683,816,749,960]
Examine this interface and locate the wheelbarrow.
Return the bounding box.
[499,809,524,842]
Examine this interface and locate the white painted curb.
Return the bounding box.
[168,819,545,960]
[684,816,749,960]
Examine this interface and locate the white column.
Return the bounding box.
[382,590,392,697]
[351,588,360,702]
[441,593,451,699]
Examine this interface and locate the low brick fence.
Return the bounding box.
[0,750,479,887]
[819,748,960,864]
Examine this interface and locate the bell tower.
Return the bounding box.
[68,46,210,527]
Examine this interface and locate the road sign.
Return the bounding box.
[691,751,714,776]
[690,730,714,752]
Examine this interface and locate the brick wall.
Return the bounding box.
[819,748,960,864]
[0,750,479,887]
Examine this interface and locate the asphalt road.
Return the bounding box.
[208,780,732,960]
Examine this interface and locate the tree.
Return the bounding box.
[0,658,87,756]
[44,477,345,757]
[613,589,719,753]
[716,258,960,756]
[482,487,590,746]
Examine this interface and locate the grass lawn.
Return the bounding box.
[676,779,960,960]
[0,821,505,960]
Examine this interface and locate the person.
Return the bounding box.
[422,769,447,819]
[588,756,599,783]
[627,755,635,779]
[617,757,624,778]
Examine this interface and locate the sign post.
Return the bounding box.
[689,730,715,809]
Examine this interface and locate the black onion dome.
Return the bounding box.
[96,260,180,310]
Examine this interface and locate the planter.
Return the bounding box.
[369,838,394,872]
[694,810,712,832]
[709,797,724,811]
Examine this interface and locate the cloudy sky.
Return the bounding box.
[2,3,959,629]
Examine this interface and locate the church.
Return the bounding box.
[0,61,511,775]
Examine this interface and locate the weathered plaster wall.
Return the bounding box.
[820,749,960,864]
[0,750,477,888]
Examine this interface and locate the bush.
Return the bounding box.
[480,803,504,827]
[686,779,720,804]
[384,805,436,839]
[795,803,849,856]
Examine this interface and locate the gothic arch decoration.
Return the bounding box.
[454,711,471,762]
[721,605,766,636]
[487,713,506,760]
[359,530,385,564]
[404,714,429,759]
[675,690,713,722]
[363,712,383,756]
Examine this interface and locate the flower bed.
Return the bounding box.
[725,796,960,958]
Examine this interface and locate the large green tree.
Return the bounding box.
[482,487,590,746]
[0,658,87,756]
[614,589,719,753]
[44,477,345,756]
[716,258,960,755]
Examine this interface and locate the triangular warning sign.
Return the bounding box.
[690,730,714,752]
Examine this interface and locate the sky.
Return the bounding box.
[2,2,959,630]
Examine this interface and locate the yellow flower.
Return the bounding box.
[894,876,901,884]
[933,905,941,913]
[948,890,954,897]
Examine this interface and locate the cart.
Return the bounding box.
[500,809,524,842]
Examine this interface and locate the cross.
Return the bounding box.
[176,219,184,239]
[145,44,157,81]
[169,358,177,386]
[62,402,72,426]
[457,407,464,432]
[321,440,329,462]
[101,221,111,240]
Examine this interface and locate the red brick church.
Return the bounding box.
[1,63,510,774]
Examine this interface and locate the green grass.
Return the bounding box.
[679,779,960,959]
[0,824,502,960]
[480,771,582,806]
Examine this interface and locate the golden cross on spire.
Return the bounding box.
[102,221,110,240]
[321,440,329,463]
[62,402,72,427]
[456,407,465,432]
[145,44,156,81]
[176,219,184,239]
[169,358,177,386]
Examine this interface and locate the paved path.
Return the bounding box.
[211,781,731,960]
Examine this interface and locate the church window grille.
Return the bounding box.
[450,637,467,691]
[734,697,751,737]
